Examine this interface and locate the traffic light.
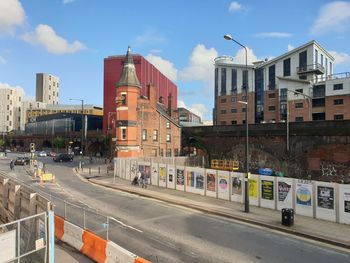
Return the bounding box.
[30,143,35,152]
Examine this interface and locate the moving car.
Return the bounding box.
[47,151,57,157]
[14,157,30,165]
[53,153,73,162]
[37,151,47,157]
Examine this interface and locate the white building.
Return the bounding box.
[36,73,59,105]
[0,86,23,132]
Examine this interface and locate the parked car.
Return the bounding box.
[53,153,73,162]
[14,157,30,165]
[47,151,57,157]
[37,151,47,157]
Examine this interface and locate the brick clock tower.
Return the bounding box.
[115,47,141,157]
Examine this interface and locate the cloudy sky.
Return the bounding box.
[1,0,350,120]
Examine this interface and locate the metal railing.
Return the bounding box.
[297,63,325,74]
[314,72,350,83]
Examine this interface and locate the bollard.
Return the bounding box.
[89,168,91,174]
[98,167,100,174]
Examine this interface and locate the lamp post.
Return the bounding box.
[285,89,312,152]
[69,98,84,155]
[224,34,249,213]
[107,112,117,130]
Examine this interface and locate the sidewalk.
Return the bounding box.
[76,165,350,250]
[55,240,93,263]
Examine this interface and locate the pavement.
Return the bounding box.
[75,164,350,250]
[55,240,93,263]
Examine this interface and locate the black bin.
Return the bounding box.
[282,208,294,226]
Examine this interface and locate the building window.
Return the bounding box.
[231,69,237,92]
[120,92,127,105]
[321,54,323,66]
[153,130,158,141]
[268,65,276,89]
[334,99,343,105]
[295,117,304,122]
[151,149,157,157]
[283,58,291,76]
[268,106,276,111]
[325,58,328,75]
[142,129,147,141]
[159,149,164,157]
[220,110,226,114]
[220,121,226,125]
[7,94,10,100]
[242,108,246,112]
[242,70,248,90]
[166,149,171,157]
[166,122,170,129]
[221,98,227,103]
[268,93,275,99]
[121,127,127,140]
[295,103,303,108]
[231,97,237,102]
[232,120,237,124]
[333,83,343,90]
[231,108,237,113]
[295,89,303,95]
[174,149,179,156]
[242,95,247,101]
[330,62,333,74]
[166,134,171,142]
[334,114,344,120]
[299,50,307,80]
[312,98,325,107]
[221,68,226,95]
[315,49,318,64]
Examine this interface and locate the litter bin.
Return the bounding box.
[282,208,294,226]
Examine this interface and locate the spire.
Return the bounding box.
[117,46,141,88]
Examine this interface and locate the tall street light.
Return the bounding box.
[224,34,249,213]
[69,98,84,155]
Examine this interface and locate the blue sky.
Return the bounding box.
[1,0,350,121]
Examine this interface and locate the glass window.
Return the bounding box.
[231,108,237,113]
[268,106,276,111]
[166,149,171,157]
[153,130,158,141]
[166,134,171,142]
[231,69,237,92]
[321,54,323,66]
[142,129,147,141]
[334,99,343,105]
[121,127,127,140]
[151,149,157,157]
[268,93,275,99]
[221,68,226,95]
[215,68,218,98]
[159,149,164,157]
[121,93,127,105]
[333,84,343,90]
[334,114,344,120]
[299,50,307,80]
[295,103,303,108]
[220,110,226,114]
[315,49,318,64]
[268,65,276,89]
[283,58,291,76]
[166,122,170,129]
[242,108,246,112]
[295,117,304,122]
[174,149,179,156]
[231,97,237,102]
[312,98,325,107]
[231,120,237,124]
[242,70,248,90]
[221,98,227,103]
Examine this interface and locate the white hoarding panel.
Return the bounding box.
[260,176,275,209]
[159,164,167,188]
[295,180,313,217]
[0,230,16,262]
[277,178,294,211]
[186,167,205,195]
[339,184,350,225]
[125,159,130,181]
[315,182,336,222]
[151,163,158,186]
[167,165,176,189]
[248,174,260,206]
[218,171,230,200]
[175,166,185,192]
[231,172,244,203]
[205,169,217,198]
[130,160,138,181]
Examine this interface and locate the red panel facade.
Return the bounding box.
[103,55,178,131]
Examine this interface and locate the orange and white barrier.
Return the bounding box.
[54,215,151,263]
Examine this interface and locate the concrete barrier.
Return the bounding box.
[62,220,84,251]
[54,215,64,240]
[81,230,107,263]
[105,241,136,263]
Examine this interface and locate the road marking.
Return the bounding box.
[109,218,143,233]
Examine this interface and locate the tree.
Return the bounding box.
[0,139,5,149]
[53,137,65,149]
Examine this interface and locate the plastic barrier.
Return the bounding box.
[81,230,107,263]
[62,221,84,251]
[134,257,152,263]
[105,241,136,263]
[54,215,64,240]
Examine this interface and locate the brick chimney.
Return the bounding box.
[168,93,172,117]
[148,83,157,108]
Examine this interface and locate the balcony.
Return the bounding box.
[314,72,350,83]
[297,63,325,75]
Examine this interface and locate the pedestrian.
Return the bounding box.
[10,160,14,170]
[141,173,147,189]
[137,170,142,186]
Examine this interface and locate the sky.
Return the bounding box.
[1,0,350,121]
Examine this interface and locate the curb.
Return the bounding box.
[88,177,350,251]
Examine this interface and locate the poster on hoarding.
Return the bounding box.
[159,166,166,183]
[296,182,312,206]
[278,181,291,202]
[232,175,242,195]
[248,178,258,198]
[176,169,184,186]
[261,180,274,200]
[187,171,204,189]
[317,186,334,210]
[207,172,216,192]
[345,192,350,213]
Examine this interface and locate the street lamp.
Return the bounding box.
[224,34,249,213]
[69,98,84,155]
[107,112,117,130]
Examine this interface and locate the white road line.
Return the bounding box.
[109,218,143,233]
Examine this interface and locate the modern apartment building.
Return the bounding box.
[0,87,23,132]
[177,107,202,126]
[214,40,349,125]
[36,73,59,105]
[20,101,47,131]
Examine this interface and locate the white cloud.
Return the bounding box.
[329,50,350,65]
[229,1,243,12]
[310,1,350,35]
[178,100,208,120]
[287,44,294,51]
[22,24,86,54]
[145,54,178,82]
[231,47,258,64]
[149,49,162,54]
[255,32,292,38]
[135,29,166,46]
[0,56,6,64]
[63,0,76,4]
[179,44,218,91]
[0,82,25,95]
[0,0,26,35]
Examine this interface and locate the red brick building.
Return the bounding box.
[104,51,178,131]
[114,47,181,158]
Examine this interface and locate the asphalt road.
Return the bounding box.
[1,154,350,263]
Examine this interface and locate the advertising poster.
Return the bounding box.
[261,180,274,200]
[187,171,204,189]
[317,186,334,210]
[176,169,184,186]
[296,182,312,206]
[248,179,258,198]
[218,171,230,200]
[168,167,174,183]
[345,192,350,213]
[232,176,242,195]
[151,163,158,186]
[206,172,216,192]
[196,171,204,190]
[159,166,166,183]
[278,181,291,202]
[144,165,151,180]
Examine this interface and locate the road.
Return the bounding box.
[1,154,350,263]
